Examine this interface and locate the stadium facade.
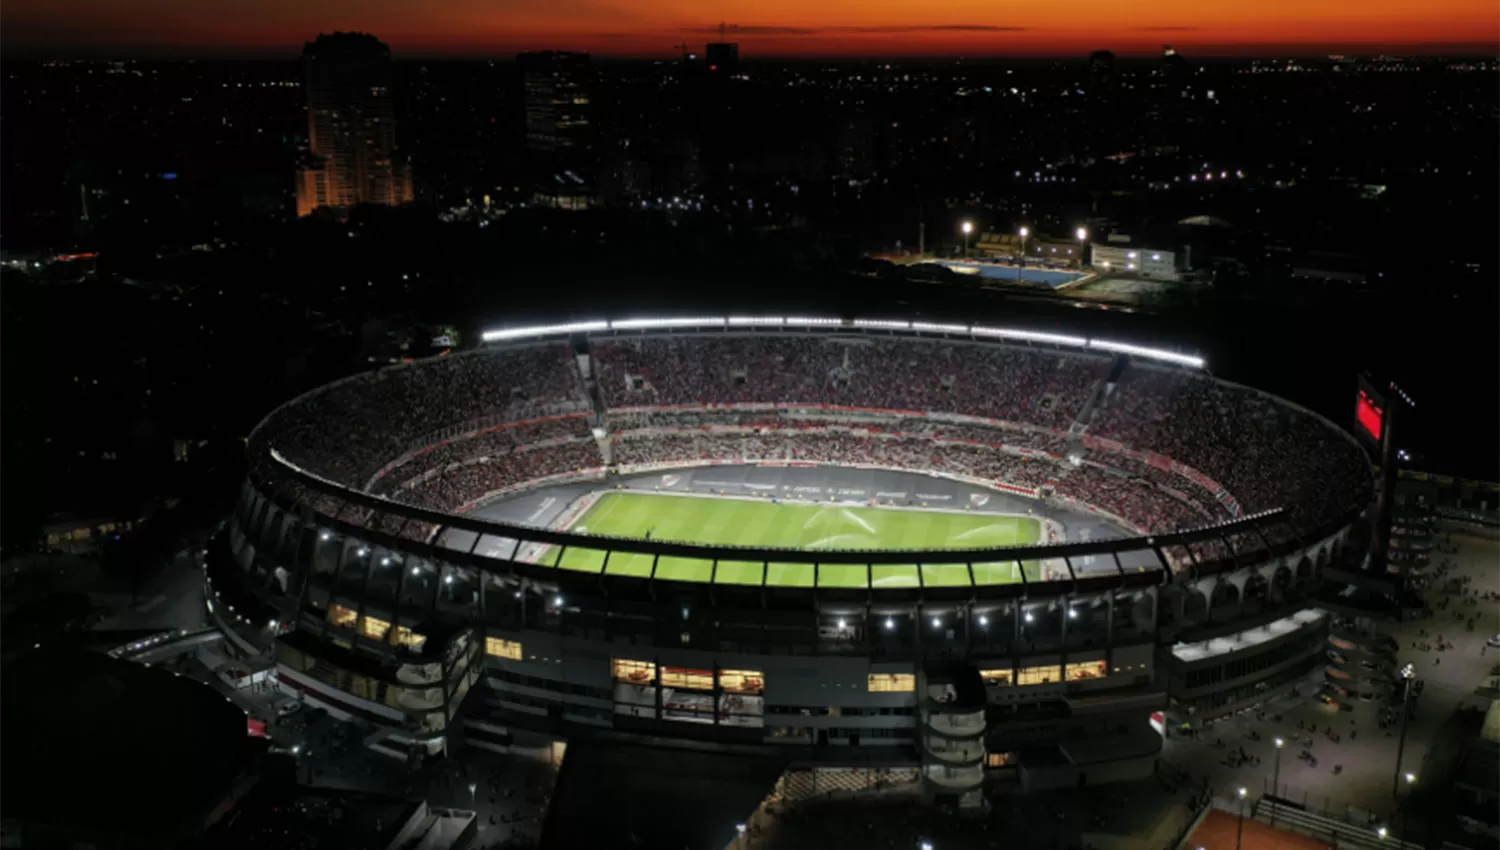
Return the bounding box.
[207,317,1371,802]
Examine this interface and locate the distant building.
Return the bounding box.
[1090,243,1181,279]
[1290,250,1369,285]
[1025,237,1088,267]
[705,42,740,77]
[519,51,595,210]
[296,32,414,217]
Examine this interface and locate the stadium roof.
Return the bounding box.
[476,315,1207,369]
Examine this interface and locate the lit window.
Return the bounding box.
[1016,665,1062,686]
[360,615,391,641]
[719,669,765,694]
[328,604,358,628]
[661,667,714,691]
[392,625,427,652]
[1065,660,1108,681]
[486,637,522,660]
[987,752,1018,767]
[980,668,1014,687]
[613,658,656,684]
[867,673,916,693]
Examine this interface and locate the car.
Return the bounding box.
[276,700,303,717]
[1487,633,1500,648]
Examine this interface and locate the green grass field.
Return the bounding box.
[532,491,1042,588]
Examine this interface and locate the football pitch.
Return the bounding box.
[534,491,1043,588]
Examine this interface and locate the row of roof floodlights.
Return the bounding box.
[480,317,1206,369]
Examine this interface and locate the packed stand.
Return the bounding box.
[591,336,1107,430]
[259,344,586,488]
[370,414,594,495]
[1090,363,1370,526]
[394,441,604,512]
[596,335,1367,529]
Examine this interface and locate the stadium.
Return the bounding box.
[207,316,1372,807]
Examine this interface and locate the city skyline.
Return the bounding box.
[3,0,1498,58]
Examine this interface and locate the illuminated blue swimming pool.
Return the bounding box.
[937,262,1086,288]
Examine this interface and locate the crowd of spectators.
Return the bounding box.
[254,333,1368,539]
[370,414,593,495]
[593,336,1366,526]
[393,441,603,513]
[1090,366,1370,529]
[260,344,587,487]
[592,337,1105,430]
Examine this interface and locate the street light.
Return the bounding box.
[1271,737,1285,827]
[1017,226,1030,266]
[1393,663,1415,798]
[1236,787,1248,850]
[469,781,477,806]
[1075,227,1089,268]
[736,823,748,849]
[960,220,974,258]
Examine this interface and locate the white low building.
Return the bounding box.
[1089,244,1180,280]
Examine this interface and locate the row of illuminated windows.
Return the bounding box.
[485,637,522,661]
[327,604,427,652]
[867,673,916,693]
[612,659,765,694]
[45,519,138,545]
[981,660,1108,687]
[514,543,1038,587]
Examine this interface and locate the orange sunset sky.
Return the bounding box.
[3,0,1497,57]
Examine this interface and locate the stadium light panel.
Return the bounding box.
[481,321,608,342]
[853,319,912,330]
[610,317,724,330]
[971,326,1089,347]
[1087,339,1205,369]
[910,322,970,334]
[783,317,842,326]
[727,316,786,326]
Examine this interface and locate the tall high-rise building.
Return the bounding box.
[296,32,413,217]
[705,42,739,77]
[518,51,594,210]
